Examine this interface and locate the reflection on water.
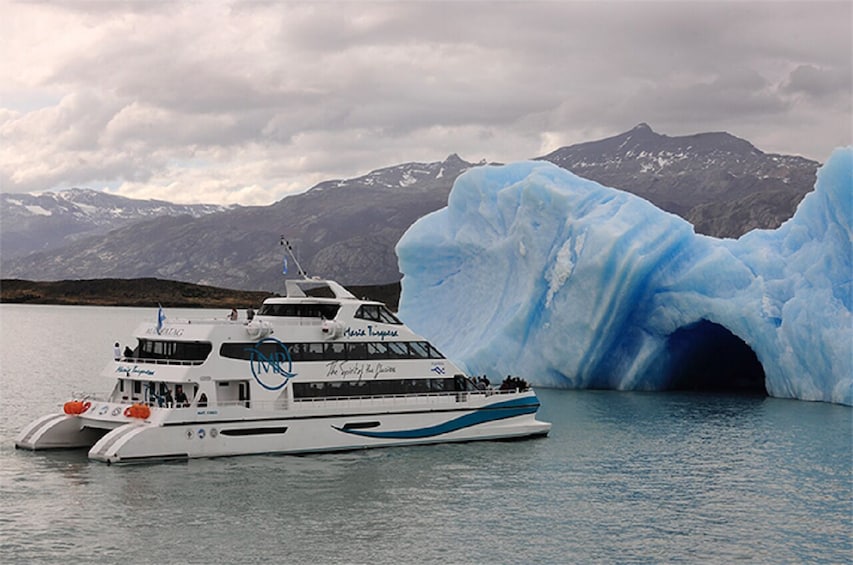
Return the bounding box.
[1,305,851,564]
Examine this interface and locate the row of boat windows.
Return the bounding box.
[130,336,441,364]
[255,304,402,325]
[134,340,212,361]
[220,340,445,361]
[258,303,340,319]
[292,377,467,399]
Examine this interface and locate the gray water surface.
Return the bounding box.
[1,305,850,564]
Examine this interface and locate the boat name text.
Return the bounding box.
[115,364,156,376]
[343,326,399,340]
[325,361,397,380]
[146,327,184,337]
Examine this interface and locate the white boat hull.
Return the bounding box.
[18,392,550,464]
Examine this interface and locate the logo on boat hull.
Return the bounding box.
[245,336,297,390]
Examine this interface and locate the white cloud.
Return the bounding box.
[0,0,850,205]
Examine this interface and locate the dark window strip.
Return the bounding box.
[342,421,381,430]
[220,340,445,362]
[220,427,289,436]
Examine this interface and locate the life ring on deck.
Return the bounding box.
[63,400,85,415]
[123,403,151,419]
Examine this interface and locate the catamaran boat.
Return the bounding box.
[16,264,550,464]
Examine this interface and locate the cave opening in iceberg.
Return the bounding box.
[660,320,767,394]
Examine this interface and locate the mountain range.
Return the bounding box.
[0,124,819,291]
[1,188,230,258]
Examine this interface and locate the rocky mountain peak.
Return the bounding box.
[0,125,820,288]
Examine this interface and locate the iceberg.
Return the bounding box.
[396,148,852,405]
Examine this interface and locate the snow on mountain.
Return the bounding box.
[312,153,475,193]
[0,155,479,288]
[1,188,231,259]
[539,123,819,237]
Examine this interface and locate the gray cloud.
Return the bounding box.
[0,0,850,205]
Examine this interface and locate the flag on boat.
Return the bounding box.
[156,304,166,334]
[282,256,288,275]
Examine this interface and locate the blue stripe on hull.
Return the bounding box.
[332,395,540,439]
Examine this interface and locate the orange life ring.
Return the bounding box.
[82,401,92,412]
[63,400,85,415]
[124,403,151,419]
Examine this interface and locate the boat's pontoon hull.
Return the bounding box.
[17,393,550,464]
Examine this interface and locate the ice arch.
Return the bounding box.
[396,148,852,405]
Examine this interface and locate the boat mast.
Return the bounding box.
[280,236,309,279]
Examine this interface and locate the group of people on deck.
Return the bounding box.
[471,375,491,390]
[227,308,255,321]
[470,374,530,391]
[142,382,190,408]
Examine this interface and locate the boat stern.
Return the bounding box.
[15,413,106,450]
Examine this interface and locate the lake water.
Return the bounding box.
[0,304,850,563]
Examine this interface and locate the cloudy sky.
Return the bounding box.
[1,1,850,206]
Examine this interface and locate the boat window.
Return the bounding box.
[386,342,408,358]
[426,343,444,358]
[429,378,448,392]
[258,303,340,319]
[303,343,325,361]
[407,379,430,393]
[220,341,289,361]
[220,427,288,436]
[378,307,402,324]
[346,342,368,360]
[136,339,212,362]
[292,377,459,399]
[367,342,388,359]
[409,342,430,358]
[354,305,402,325]
[325,342,346,360]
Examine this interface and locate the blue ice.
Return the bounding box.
[397,148,852,405]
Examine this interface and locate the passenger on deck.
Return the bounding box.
[114,342,121,361]
[198,393,208,408]
[163,388,174,408]
[228,308,238,321]
[175,386,189,407]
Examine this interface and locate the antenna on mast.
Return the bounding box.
[280,236,308,279]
